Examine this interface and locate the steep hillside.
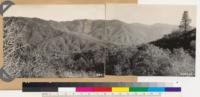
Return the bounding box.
[151,29,196,57]
[3,17,108,54]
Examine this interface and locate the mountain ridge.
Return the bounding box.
[3,16,178,52]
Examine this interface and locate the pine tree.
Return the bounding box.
[179,11,192,32]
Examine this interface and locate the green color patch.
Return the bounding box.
[129,87,148,92]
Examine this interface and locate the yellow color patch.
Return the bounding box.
[112,87,129,92]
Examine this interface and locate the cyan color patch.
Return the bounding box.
[148,87,165,92]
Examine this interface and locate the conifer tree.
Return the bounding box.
[179,11,192,32]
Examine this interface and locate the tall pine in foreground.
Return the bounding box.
[179,11,192,32]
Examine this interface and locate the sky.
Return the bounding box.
[107,4,196,26]
[4,4,196,26]
[4,5,106,20]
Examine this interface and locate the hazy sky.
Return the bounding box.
[4,5,106,20]
[4,4,196,26]
[107,4,196,26]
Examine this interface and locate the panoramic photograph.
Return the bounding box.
[2,4,196,78]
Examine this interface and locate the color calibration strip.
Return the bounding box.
[58,87,181,92]
[23,82,180,92]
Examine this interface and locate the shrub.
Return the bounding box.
[131,44,173,76]
[170,48,195,76]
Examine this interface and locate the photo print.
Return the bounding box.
[105,4,196,76]
[3,5,106,78]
